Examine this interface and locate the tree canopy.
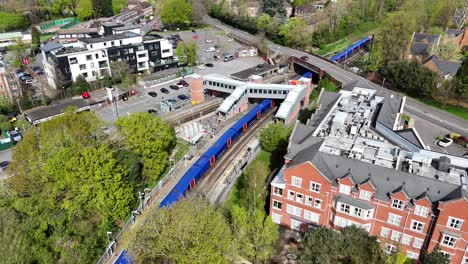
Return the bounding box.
[3,111,139,263]
[126,197,234,264]
[73,75,90,94]
[0,12,26,32]
[161,0,192,27]
[115,113,176,182]
[259,122,291,153]
[300,226,388,264]
[422,246,450,264]
[175,40,197,66]
[237,159,270,211]
[263,0,286,18]
[76,0,94,20]
[230,205,279,263]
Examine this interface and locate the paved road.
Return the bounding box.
[203,16,468,136]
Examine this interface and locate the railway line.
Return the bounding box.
[196,107,276,198]
[164,98,222,126]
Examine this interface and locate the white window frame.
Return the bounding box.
[339,184,351,195]
[414,205,429,217]
[340,203,350,213]
[271,213,282,224]
[272,200,282,210]
[310,182,321,193]
[288,190,295,200]
[359,190,372,200]
[462,256,468,264]
[305,195,312,206]
[441,235,457,248]
[354,207,362,217]
[402,234,412,245]
[296,193,304,203]
[447,217,463,230]
[273,187,283,196]
[292,176,302,188]
[413,238,424,249]
[303,210,320,223]
[388,213,402,226]
[385,244,397,254]
[380,227,390,238]
[410,220,425,232]
[406,251,419,259]
[391,230,401,242]
[286,204,302,217]
[314,199,322,209]
[392,199,404,210]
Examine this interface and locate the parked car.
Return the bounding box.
[178,94,189,101]
[437,137,453,147]
[227,38,234,42]
[177,80,189,87]
[0,160,10,171]
[25,79,37,84]
[197,65,206,70]
[148,91,158,97]
[9,130,22,142]
[169,84,179,90]
[205,47,216,52]
[205,39,213,43]
[160,88,170,94]
[205,63,214,68]
[82,91,90,99]
[224,54,235,62]
[167,98,176,104]
[32,66,43,74]
[148,109,158,115]
[300,55,309,61]
[15,69,25,78]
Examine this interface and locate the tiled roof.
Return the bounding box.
[375,95,402,129]
[395,128,425,149]
[422,54,461,77]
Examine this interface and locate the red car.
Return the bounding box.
[81,91,90,99]
[300,55,309,61]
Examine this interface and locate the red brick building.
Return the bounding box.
[269,87,468,263]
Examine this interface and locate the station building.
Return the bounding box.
[269,82,468,263]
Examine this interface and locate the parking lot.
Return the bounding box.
[408,113,467,157]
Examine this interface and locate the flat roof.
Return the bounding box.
[80,32,141,44]
[230,63,278,81]
[0,32,22,40]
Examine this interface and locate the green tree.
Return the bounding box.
[378,61,436,98]
[256,13,272,33]
[237,160,269,211]
[51,0,78,16]
[72,75,90,94]
[453,56,468,100]
[115,113,176,182]
[391,252,408,264]
[77,0,94,20]
[437,37,462,61]
[113,0,128,14]
[0,115,13,132]
[259,122,290,153]
[422,247,450,264]
[230,205,279,263]
[5,111,138,263]
[175,40,198,66]
[161,0,192,28]
[31,26,40,53]
[0,95,15,115]
[8,40,28,68]
[0,12,26,32]
[263,0,286,18]
[301,226,388,264]
[126,197,234,264]
[92,0,113,17]
[278,18,309,47]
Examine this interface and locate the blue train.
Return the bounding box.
[331,35,373,62]
[159,99,274,208]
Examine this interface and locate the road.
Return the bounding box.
[203,16,468,136]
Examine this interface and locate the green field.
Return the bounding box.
[40,33,56,42]
[316,22,379,57]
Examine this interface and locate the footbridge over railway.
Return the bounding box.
[189,73,312,125]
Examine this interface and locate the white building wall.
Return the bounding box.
[66,49,110,82]
[84,35,143,51]
[160,39,173,58]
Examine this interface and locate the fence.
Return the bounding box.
[39,18,78,31]
[96,148,192,264]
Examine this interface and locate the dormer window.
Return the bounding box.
[359,190,372,200]
[339,184,351,195]
[392,199,405,210]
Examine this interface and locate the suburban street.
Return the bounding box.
[202,16,468,136]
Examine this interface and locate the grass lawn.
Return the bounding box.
[317,22,379,57]
[223,150,272,211]
[40,33,56,42]
[418,98,468,120]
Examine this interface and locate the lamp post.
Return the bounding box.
[106,231,112,244]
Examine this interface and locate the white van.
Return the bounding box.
[224,54,234,62]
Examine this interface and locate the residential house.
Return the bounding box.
[408,33,440,61]
[295,5,316,18]
[445,28,468,51]
[422,54,461,80]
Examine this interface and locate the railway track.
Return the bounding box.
[196,107,276,197]
[164,99,222,126]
